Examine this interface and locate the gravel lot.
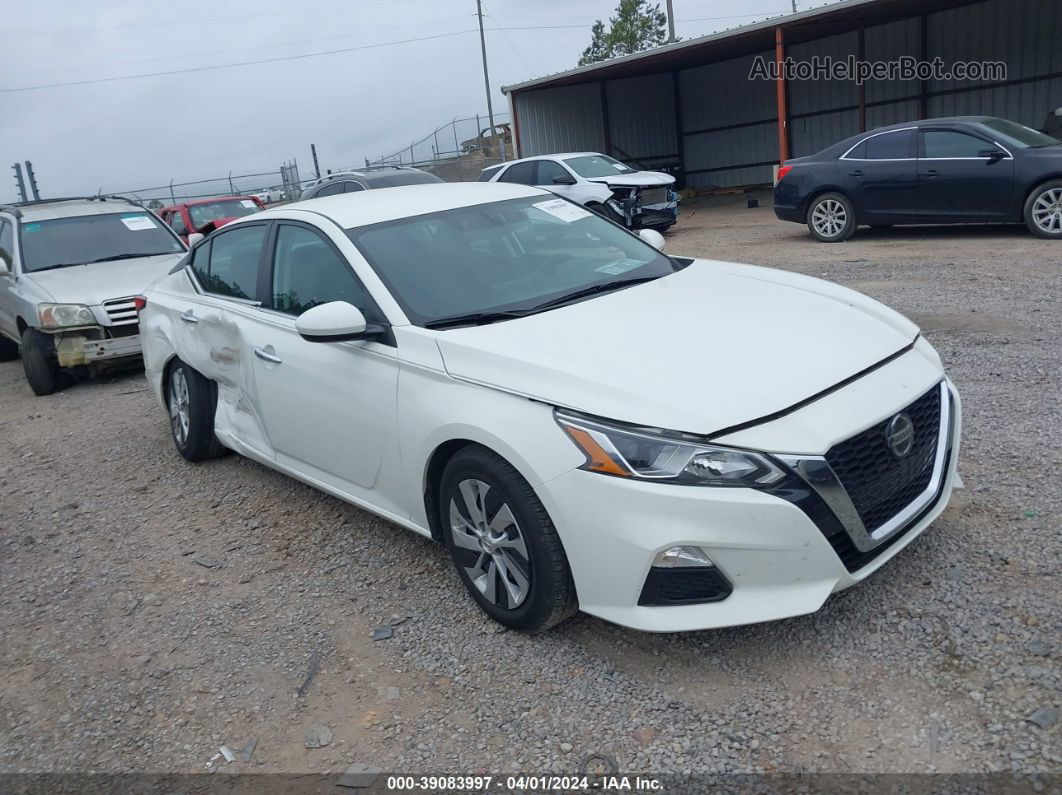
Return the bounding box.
[1,194,1059,781]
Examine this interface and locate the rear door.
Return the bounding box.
[180,221,274,458]
[915,128,1015,219]
[0,218,17,340]
[839,128,919,222]
[239,221,402,512]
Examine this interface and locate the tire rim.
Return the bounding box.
[812,199,848,238]
[1032,188,1062,234]
[169,369,190,446]
[449,479,531,609]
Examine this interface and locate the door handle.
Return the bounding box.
[848,170,864,177]
[180,310,198,324]
[924,169,940,178]
[254,346,282,364]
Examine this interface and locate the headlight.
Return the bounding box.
[38,303,96,329]
[556,410,785,487]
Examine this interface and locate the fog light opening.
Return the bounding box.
[652,545,715,569]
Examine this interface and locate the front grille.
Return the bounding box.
[102,297,139,328]
[825,386,941,533]
[638,188,670,206]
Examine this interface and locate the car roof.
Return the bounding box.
[12,197,150,222]
[499,152,603,167]
[262,182,548,228]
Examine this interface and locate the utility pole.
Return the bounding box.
[310,144,321,180]
[12,163,27,202]
[792,0,798,12]
[665,0,676,43]
[476,0,498,158]
[24,161,40,200]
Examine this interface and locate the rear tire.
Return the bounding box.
[0,334,18,362]
[1023,179,1062,239]
[167,360,227,462]
[807,192,856,242]
[20,328,64,396]
[439,446,577,633]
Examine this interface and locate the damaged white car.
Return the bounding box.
[0,197,187,395]
[481,152,678,231]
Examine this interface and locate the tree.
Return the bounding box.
[578,0,670,67]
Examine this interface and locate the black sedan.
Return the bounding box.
[774,116,1062,242]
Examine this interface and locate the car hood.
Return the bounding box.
[26,253,186,306]
[585,170,675,188]
[434,260,919,436]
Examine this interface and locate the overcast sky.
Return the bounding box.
[0,0,803,202]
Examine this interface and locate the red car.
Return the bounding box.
[158,195,264,243]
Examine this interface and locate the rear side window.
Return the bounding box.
[853,130,914,160]
[195,224,266,300]
[498,161,538,185]
[344,181,366,193]
[270,224,379,320]
[479,165,503,182]
[314,182,347,198]
[921,130,991,158]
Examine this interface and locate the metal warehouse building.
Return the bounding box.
[502,0,1062,189]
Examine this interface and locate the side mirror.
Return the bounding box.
[187,232,205,247]
[638,228,666,251]
[295,301,386,343]
[552,175,577,185]
[979,148,1005,161]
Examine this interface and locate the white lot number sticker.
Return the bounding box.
[612,163,628,170]
[533,199,592,223]
[121,215,156,231]
[240,199,256,208]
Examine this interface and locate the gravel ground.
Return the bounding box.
[1,196,1059,781]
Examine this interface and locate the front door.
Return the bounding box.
[915,128,1015,220]
[242,221,402,512]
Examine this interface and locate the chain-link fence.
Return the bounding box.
[364,113,513,182]
[107,161,309,208]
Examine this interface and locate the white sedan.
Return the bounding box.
[139,182,961,633]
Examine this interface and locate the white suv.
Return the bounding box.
[0,197,186,395]
[140,183,960,633]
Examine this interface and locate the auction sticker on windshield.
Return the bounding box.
[120,215,157,231]
[240,200,256,208]
[533,198,591,223]
[596,258,644,275]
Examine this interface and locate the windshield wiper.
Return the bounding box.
[28,262,86,272]
[424,309,538,330]
[87,252,171,263]
[531,276,661,311]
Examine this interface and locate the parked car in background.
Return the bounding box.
[0,196,186,395]
[140,182,959,633]
[481,152,679,231]
[251,187,283,205]
[461,123,513,157]
[774,116,1062,241]
[158,195,264,244]
[300,166,443,200]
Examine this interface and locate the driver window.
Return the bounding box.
[271,224,379,320]
[536,161,569,185]
[169,212,188,236]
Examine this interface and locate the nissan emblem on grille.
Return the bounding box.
[884,412,915,458]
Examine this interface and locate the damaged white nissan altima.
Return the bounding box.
[139,182,961,633]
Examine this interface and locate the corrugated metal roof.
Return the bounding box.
[501,0,972,94]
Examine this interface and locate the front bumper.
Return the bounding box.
[53,330,143,367]
[538,382,961,633]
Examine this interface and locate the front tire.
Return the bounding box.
[1024,180,1062,239]
[439,446,577,633]
[167,360,226,462]
[20,328,64,396]
[807,192,856,242]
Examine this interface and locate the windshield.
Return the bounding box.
[20,212,184,272]
[347,195,677,327]
[564,155,636,178]
[978,119,1060,149]
[188,199,260,229]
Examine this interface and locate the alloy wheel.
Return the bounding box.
[449,478,531,609]
[1032,188,1062,234]
[169,368,190,446]
[812,199,848,238]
